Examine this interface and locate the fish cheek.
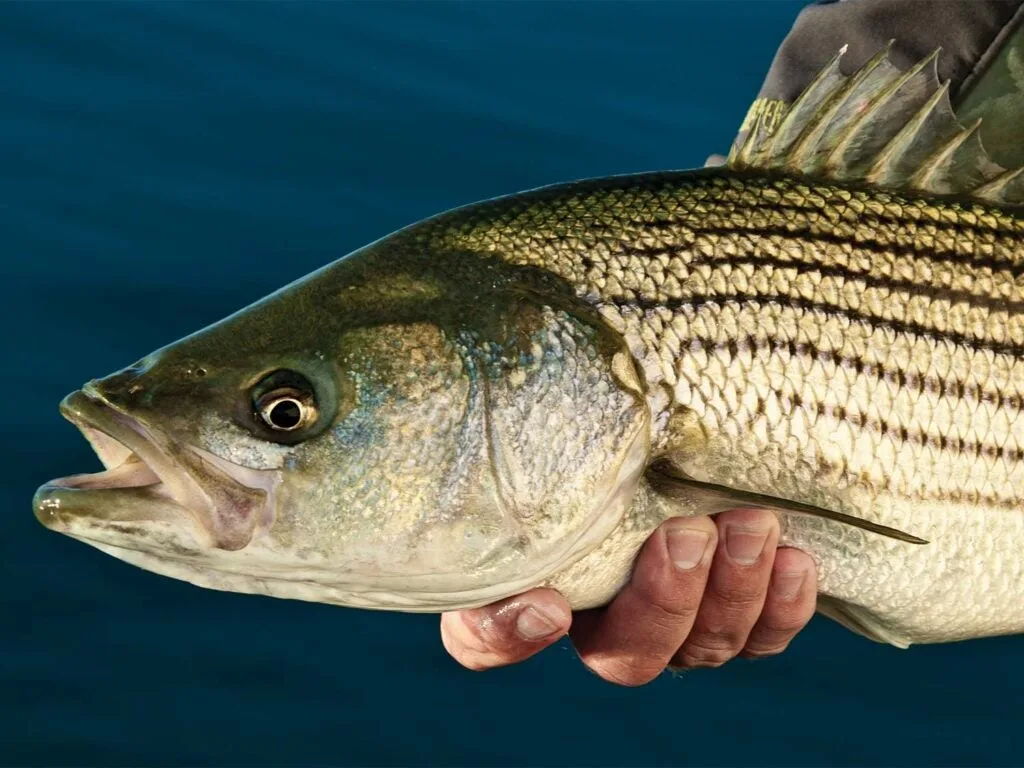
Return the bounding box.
[256,309,651,599]
[265,325,504,570]
[477,306,651,551]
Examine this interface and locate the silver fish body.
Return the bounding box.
[34,43,1024,648]
[407,169,1024,646]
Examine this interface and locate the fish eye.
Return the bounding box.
[250,371,320,438]
[257,389,315,431]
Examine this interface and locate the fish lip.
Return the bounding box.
[34,390,215,537]
[35,390,278,551]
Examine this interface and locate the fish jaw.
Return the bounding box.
[34,390,280,555]
[52,402,651,615]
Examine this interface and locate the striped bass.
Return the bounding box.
[34,44,1024,647]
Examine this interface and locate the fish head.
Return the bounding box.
[35,244,651,611]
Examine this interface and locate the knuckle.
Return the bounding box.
[742,641,790,659]
[458,655,494,672]
[762,593,817,633]
[441,610,507,658]
[584,656,663,687]
[642,608,691,638]
[677,635,741,668]
[450,612,490,648]
[761,610,811,634]
[711,580,765,607]
[441,629,490,671]
[442,618,522,672]
[744,611,808,655]
[711,561,771,601]
[630,568,700,620]
[676,647,731,669]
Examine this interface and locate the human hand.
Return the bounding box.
[440,509,817,685]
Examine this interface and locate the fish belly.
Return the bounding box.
[779,503,1024,645]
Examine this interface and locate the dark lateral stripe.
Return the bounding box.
[667,180,1024,235]
[615,239,1024,285]
[686,198,1022,237]
[609,201,1020,243]
[629,219,1024,272]
[682,333,1024,412]
[906,489,1021,508]
[759,389,1024,469]
[805,455,1020,508]
[679,254,1024,317]
[622,293,1024,358]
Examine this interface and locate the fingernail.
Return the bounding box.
[666,527,711,570]
[515,605,561,640]
[775,569,807,601]
[725,524,769,565]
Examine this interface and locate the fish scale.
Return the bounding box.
[416,169,1024,644]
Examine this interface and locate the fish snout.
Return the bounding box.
[85,369,148,409]
[32,483,65,531]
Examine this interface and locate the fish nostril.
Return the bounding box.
[88,367,150,407]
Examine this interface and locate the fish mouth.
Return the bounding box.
[34,390,278,552]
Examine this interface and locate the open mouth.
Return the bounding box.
[35,390,279,551]
[37,390,210,515]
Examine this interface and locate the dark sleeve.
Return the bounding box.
[724,0,1024,165]
[757,0,1023,104]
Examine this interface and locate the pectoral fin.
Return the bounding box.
[646,459,928,545]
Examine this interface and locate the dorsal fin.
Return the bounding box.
[974,166,1024,206]
[728,42,1024,208]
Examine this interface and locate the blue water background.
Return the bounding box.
[3,2,1022,765]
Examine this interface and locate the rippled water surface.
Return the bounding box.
[3,2,1022,765]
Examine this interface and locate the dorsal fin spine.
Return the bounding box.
[785,43,894,174]
[974,166,1024,204]
[734,45,849,170]
[823,48,940,176]
[909,117,983,190]
[864,79,951,185]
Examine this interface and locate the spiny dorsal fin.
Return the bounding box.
[732,45,849,170]
[829,49,942,180]
[974,166,1024,205]
[728,43,1024,208]
[785,43,896,175]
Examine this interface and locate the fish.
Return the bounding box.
[34,42,1024,649]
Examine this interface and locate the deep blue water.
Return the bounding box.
[3,2,1022,765]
